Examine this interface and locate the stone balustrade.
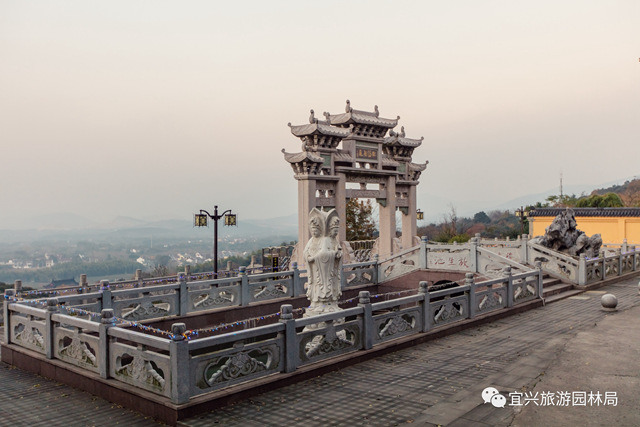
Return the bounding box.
[3,266,543,405]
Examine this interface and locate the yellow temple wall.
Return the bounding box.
[530,216,640,245]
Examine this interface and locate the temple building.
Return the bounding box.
[283,100,427,261]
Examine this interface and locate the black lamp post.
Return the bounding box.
[514,206,528,235]
[194,205,237,277]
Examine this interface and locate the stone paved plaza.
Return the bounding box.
[1,275,638,426]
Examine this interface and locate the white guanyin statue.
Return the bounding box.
[303,208,343,320]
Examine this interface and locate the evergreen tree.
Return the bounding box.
[345,199,376,241]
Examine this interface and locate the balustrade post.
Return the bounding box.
[633,247,638,271]
[45,298,59,359]
[184,265,191,282]
[503,266,513,308]
[521,234,529,262]
[578,254,587,285]
[3,289,15,344]
[601,256,606,281]
[279,304,298,373]
[14,280,22,298]
[239,267,250,306]
[419,236,428,269]
[618,253,623,276]
[469,237,478,273]
[134,269,142,288]
[178,272,188,316]
[77,274,87,294]
[169,323,190,404]
[622,239,628,254]
[100,280,112,310]
[418,281,431,332]
[292,262,304,297]
[99,308,115,379]
[535,261,543,298]
[373,254,380,284]
[466,274,476,319]
[358,291,373,350]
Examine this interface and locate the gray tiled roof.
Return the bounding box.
[288,122,351,138]
[281,150,324,164]
[528,207,640,217]
[383,135,423,148]
[327,111,399,128]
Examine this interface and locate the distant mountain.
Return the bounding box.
[28,212,98,230]
[96,216,147,229]
[418,176,637,223]
[591,178,640,206]
[2,177,636,243]
[0,212,298,245]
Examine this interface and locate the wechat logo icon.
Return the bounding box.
[482,387,506,408]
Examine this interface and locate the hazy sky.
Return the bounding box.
[2,1,638,228]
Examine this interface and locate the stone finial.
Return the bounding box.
[14,280,22,294]
[100,280,110,290]
[101,308,115,324]
[345,99,351,113]
[419,281,429,294]
[171,323,187,340]
[292,261,298,270]
[601,294,618,312]
[374,105,379,117]
[358,290,371,305]
[177,272,186,283]
[46,298,59,312]
[465,273,474,286]
[309,109,317,124]
[280,304,293,320]
[323,111,332,124]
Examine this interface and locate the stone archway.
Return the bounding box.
[283,100,428,263]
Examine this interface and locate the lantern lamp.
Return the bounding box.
[194,213,208,227]
[224,213,237,226]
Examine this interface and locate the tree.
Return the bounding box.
[576,193,624,208]
[151,264,169,277]
[345,199,376,241]
[433,205,471,243]
[473,211,491,224]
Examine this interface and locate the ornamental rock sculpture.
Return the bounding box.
[531,209,602,258]
[303,208,343,322]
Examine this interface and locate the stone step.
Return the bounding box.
[542,283,574,298]
[544,289,584,304]
[542,276,562,288]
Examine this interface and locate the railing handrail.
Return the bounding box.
[477,246,532,271]
[378,244,421,264]
[528,242,579,266]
